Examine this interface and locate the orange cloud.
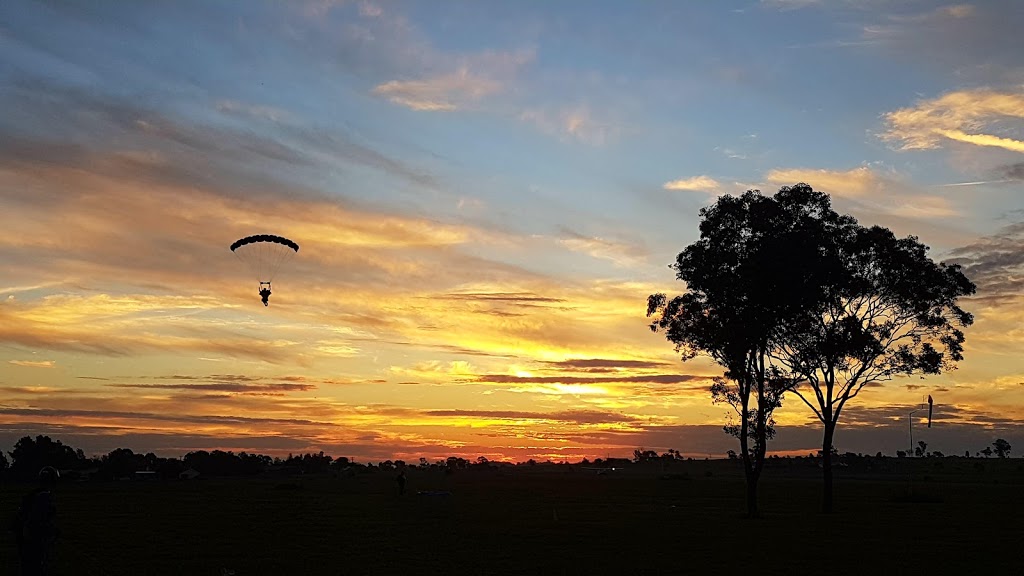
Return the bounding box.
[7,360,55,368]
[882,88,1024,154]
[663,175,720,192]
[764,165,959,220]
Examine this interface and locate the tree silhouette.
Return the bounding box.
[101,448,146,479]
[992,439,1011,458]
[981,446,993,458]
[633,449,659,463]
[914,441,928,458]
[9,435,87,479]
[763,185,974,513]
[648,187,832,517]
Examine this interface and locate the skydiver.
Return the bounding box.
[259,283,272,306]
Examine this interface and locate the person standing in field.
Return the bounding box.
[12,466,60,576]
[396,470,407,496]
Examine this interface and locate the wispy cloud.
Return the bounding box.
[882,89,1024,154]
[940,4,975,19]
[766,166,880,198]
[470,373,707,385]
[373,49,534,112]
[372,69,501,111]
[358,1,382,18]
[662,175,721,193]
[541,358,670,371]
[109,382,317,395]
[215,100,292,123]
[945,221,1024,302]
[786,3,1023,85]
[765,166,959,218]
[0,78,438,190]
[438,292,565,304]
[999,162,1024,181]
[760,0,821,11]
[421,409,639,426]
[558,230,648,267]
[519,105,620,146]
[8,360,55,368]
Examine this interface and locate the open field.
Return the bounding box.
[2,459,1022,575]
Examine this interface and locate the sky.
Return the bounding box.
[1,0,1023,463]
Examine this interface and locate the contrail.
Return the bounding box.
[936,179,1015,187]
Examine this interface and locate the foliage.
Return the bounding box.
[648,186,846,516]
[8,435,89,479]
[649,183,975,515]
[992,439,1011,458]
[762,185,974,513]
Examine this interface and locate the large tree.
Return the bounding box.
[771,192,975,513]
[8,434,88,479]
[647,185,837,517]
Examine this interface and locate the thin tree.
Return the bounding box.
[647,188,827,517]
[770,187,975,513]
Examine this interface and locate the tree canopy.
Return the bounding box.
[647,185,841,516]
[648,183,975,515]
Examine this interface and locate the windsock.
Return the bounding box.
[927,395,933,428]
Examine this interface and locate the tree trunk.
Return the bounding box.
[746,470,759,518]
[738,376,758,518]
[822,422,835,514]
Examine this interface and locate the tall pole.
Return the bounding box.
[906,402,927,498]
[909,411,914,456]
[908,404,926,456]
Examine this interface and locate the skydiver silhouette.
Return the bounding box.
[259,283,271,306]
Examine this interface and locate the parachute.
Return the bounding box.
[230,235,299,305]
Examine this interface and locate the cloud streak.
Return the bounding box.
[945,221,1024,302]
[663,176,720,193]
[373,70,501,111]
[765,166,959,219]
[882,88,1024,155]
[8,360,55,368]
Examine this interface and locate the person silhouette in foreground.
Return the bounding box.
[13,466,59,576]
[396,470,407,496]
[259,284,272,306]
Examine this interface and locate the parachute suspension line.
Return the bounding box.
[268,239,295,282]
[229,234,300,292]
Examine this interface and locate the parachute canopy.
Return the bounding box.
[230,234,299,283]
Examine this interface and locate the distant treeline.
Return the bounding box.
[0,435,511,481]
[0,435,1013,482]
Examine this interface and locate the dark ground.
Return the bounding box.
[1,458,1021,575]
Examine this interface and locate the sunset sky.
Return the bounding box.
[2,0,1023,462]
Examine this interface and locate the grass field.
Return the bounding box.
[1,458,1021,575]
